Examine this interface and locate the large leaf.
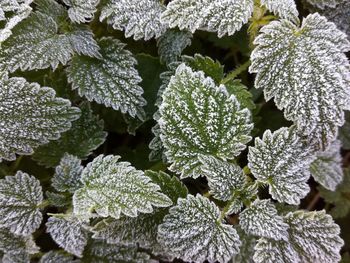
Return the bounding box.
[158,64,253,178]
[158,194,241,263]
[73,155,172,219]
[260,0,298,21]
[249,13,350,149]
[0,172,43,235]
[63,0,100,23]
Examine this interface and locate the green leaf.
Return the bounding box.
[249,13,350,149]
[32,102,106,167]
[45,192,71,208]
[159,64,253,178]
[224,79,255,111]
[73,155,172,219]
[260,0,298,21]
[0,171,43,235]
[63,0,100,23]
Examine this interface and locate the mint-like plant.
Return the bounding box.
[0,0,349,262]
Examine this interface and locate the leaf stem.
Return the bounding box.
[10,155,23,173]
[221,60,251,84]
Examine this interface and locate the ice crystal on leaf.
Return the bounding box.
[0,172,43,235]
[260,0,299,22]
[0,73,80,161]
[305,0,343,9]
[248,127,315,205]
[67,37,146,120]
[63,0,100,23]
[73,155,172,219]
[250,13,350,149]
[159,64,253,178]
[100,0,167,40]
[158,194,241,263]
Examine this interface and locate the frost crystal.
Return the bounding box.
[67,37,146,120]
[73,155,172,219]
[0,74,80,161]
[260,0,298,21]
[248,127,315,205]
[310,139,343,191]
[159,64,253,178]
[0,172,43,235]
[63,0,100,23]
[100,0,167,40]
[161,0,254,37]
[46,216,88,257]
[250,13,350,149]
[239,199,289,241]
[158,194,241,263]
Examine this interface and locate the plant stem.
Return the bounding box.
[10,155,23,173]
[221,60,251,84]
[307,192,320,211]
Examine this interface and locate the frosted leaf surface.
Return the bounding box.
[46,216,88,257]
[260,0,298,21]
[161,0,254,37]
[159,64,253,178]
[232,227,256,263]
[248,127,315,204]
[199,155,246,201]
[224,183,258,215]
[63,0,100,23]
[239,199,289,241]
[310,139,343,191]
[158,194,241,263]
[45,192,71,208]
[51,154,83,193]
[250,13,350,149]
[253,238,297,263]
[0,73,80,161]
[0,172,43,235]
[73,155,172,219]
[100,0,167,40]
[305,0,342,9]
[67,37,146,120]
[40,251,77,263]
[339,111,350,149]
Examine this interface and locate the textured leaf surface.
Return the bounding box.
[232,227,256,263]
[239,199,288,241]
[339,111,350,149]
[158,194,241,263]
[159,64,253,178]
[63,0,100,23]
[100,0,167,40]
[248,127,314,204]
[249,13,350,149]
[305,0,342,9]
[73,155,172,219]
[67,37,146,119]
[260,0,298,21]
[0,73,80,161]
[310,140,343,191]
[46,216,88,257]
[161,0,254,37]
[0,172,43,235]
[40,251,77,263]
[32,103,106,167]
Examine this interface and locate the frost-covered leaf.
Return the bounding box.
[239,199,289,241]
[0,73,80,161]
[45,192,71,208]
[0,2,100,71]
[224,183,258,215]
[231,227,256,263]
[0,171,43,235]
[46,216,88,257]
[158,194,241,263]
[40,251,77,263]
[157,29,192,65]
[51,154,83,193]
[248,127,315,204]
[224,79,255,111]
[63,0,100,23]
[339,111,350,149]
[304,0,342,9]
[161,0,254,37]
[67,37,146,119]
[73,155,172,219]
[253,238,297,263]
[310,139,343,191]
[32,103,106,167]
[100,0,167,40]
[260,0,298,21]
[249,13,350,149]
[159,64,253,178]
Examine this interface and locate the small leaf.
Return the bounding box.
[0,171,43,235]
[63,0,100,23]
[260,0,298,21]
[40,251,77,263]
[45,192,71,208]
[224,79,255,111]
[158,194,241,263]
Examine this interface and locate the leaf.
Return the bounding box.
[0,2,100,72]
[51,154,83,193]
[310,139,343,191]
[63,0,100,23]
[0,171,43,235]
[161,0,254,37]
[224,79,255,111]
[32,102,106,167]
[248,127,315,205]
[100,0,167,40]
[260,0,298,21]
[46,216,88,257]
[249,13,350,149]
[73,155,172,219]
[239,199,289,241]
[304,0,342,9]
[232,227,256,263]
[157,29,192,65]
[320,1,350,38]
[0,73,80,161]
[158,64,253,178]
[224,183,258,215]
[339,111,350,149]
[40,251,77,263]
[45,192,71,208]
[67,37,146,120]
